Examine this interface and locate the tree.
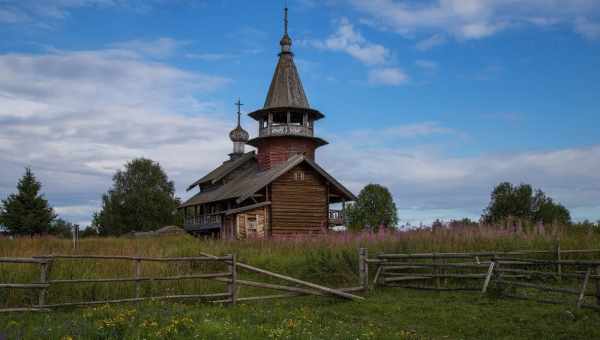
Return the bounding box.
[531,190,571,225]
[482,182,571,225]
[80,226,99,238]
[0,167,56,236]
[346,184,398,232]
[49,218,76,238]
[92,158,180,236]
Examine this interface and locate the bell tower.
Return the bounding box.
[247,7,328,170]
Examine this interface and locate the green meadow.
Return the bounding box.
[1,226,599,339]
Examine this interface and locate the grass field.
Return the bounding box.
[1,225,600,339]
[2,289,600,339]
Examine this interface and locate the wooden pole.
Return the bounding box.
[596,265,600,307]
[433,253,440,289]
[373,265,383,286]
[38,261,49,307]
[556,240,562,280]
[577,267,592,309]
[228,254,237,305]
[481,260,496,294]
[135,259,142,299]
[359,248,368,291]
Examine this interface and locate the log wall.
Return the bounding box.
[270,163,327,236]
[255,137,318,170]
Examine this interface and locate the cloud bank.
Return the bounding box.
[0,46,232,226]
[350,0,600,46]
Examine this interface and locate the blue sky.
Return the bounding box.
[1,0,600,227]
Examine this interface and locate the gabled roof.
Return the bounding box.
[186,152,255,191]
[180,154,356,208]
[235,154,356,203]
[264,52,309,109]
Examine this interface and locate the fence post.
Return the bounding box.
[228,254,237,305]
[38,261,49,307]
[135,259,142,299]
[359,248,368,291]
[433,253,440,289]
[481,258,496,294]
[555,240,562,280]
[577,267,592,309]
[596,265,600,307]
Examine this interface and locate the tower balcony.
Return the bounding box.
[259,124,314,137]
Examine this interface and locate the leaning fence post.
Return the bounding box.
[228,254,237,305]
[38,261,49,307]
[481,257,496,294]
[135,259,142,299]
[359,248,368,291]
[577,267,592,309]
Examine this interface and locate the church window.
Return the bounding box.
[294,170,305,181]
[290,112,303,125]
[273,112,287,125]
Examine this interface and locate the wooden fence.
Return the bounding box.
[363,247,600,310]
[1,252,364,313]
[3,246,600,312]
[0,255,236,312]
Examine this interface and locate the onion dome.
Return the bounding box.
[230,98,249,143]
[280,33,292,49]
[229,124,249,143]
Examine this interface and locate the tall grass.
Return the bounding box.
[1,223,599,308]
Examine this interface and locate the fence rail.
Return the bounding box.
[368,247,600,310]
[0,254,236,312]
[1,251,363,312]
[3,246,600,313]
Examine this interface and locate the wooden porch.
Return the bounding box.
[184,214,222,233]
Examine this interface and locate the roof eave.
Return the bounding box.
[248,107,325,121]
[185,152,256,192]
[246,135,328,148]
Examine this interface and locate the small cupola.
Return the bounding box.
[229,99,249,158]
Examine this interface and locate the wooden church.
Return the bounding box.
[180,9,356,238]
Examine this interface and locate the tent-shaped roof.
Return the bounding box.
[263,52,309,109]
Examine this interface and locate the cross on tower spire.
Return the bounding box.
[235,98,243,126]
[280,5,292,53]
[284,5,288,36]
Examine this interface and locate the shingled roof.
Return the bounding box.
[263,52,309,109]
[180,154,356,208]
[186,152,255,191]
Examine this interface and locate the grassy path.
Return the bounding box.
[1,288,599,339]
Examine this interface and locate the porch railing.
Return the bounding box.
[329,209,346,226]
[184,214,222,229]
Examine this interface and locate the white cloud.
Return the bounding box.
[575,17,600,40]
[415,34,447,51]
[185,53,237,61]
[383,122,451,138]
[0,0,116,23]
[368,67,408,85]
[0,48,236,225]
[350,0,600,41]
[415,59,438,71]
[313,17,389,65]
[320,127,600,223]
[111,38,187,59]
